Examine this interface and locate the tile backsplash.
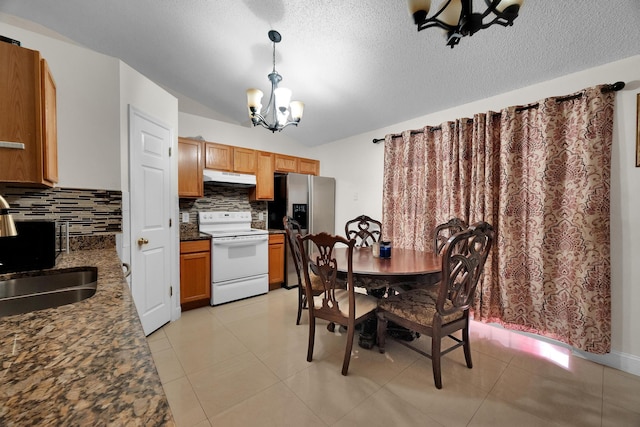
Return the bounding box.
[0,185,122,236]
[179,184,267,230]
[3,183,268,241]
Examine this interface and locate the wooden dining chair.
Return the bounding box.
[376,221,494,389]
[297,232,378,375]
[345,214,382,247]
[283,216,325,325]
[433,217,468,254]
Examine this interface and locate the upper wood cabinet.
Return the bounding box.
[41,59,58,184]
[274,153,319,175]
[205,142,233,171]
[298,158,319,176]
[274,154,299,173]
[197,139,319,196]
[204,142,258,174]
[0,43,58,187]
[233,147,257,174]
[250,151,274,201]
[178,137,204,198]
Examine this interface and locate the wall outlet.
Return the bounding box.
[258,212,264,221]
[181,212,189,223]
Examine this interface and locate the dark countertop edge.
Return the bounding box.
[180,231,212,242]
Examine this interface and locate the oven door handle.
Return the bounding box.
[213,236,268,247]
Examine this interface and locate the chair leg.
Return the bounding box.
[432,335,442,389]
[342,322,355,376]
[307,316,316,362]
[376,311,387,354]
[462,325,473,369]
[296,287,304,325]
[296,285,307,325]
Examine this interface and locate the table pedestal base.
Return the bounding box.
[358,316,377,349]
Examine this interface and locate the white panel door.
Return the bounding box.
[129,106,173,335]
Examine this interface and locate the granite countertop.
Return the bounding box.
[268,229,286,235]
[179,223,211,241]
[0,248,174,426]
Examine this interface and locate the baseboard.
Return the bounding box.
[573,349,640,377]
[485,322,640,377]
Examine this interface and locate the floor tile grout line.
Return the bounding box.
[151,291,640,426]
[465,348,512,426]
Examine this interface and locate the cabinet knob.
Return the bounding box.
[137,238,149,246]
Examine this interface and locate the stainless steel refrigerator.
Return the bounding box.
[268,172,336,288]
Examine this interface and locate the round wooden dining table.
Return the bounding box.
[327,246,442,349]
[331,246,442,289]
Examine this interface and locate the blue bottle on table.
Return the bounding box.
[380,241,391,259]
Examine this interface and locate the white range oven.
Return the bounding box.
[198,211,269,305]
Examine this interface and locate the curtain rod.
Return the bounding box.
[372,81,626,144]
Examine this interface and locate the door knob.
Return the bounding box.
[137,238,149,246]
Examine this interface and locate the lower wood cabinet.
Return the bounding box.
[179,239,211,310]
[268,233,285,290]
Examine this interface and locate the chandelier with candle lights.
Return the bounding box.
[246,30,304,132]
[408,0,524,48]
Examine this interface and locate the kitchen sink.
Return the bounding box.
[0,267,98,317]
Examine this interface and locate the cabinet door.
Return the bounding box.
[180,241,211,308]
[233,147,257,173]
[178,138,204,198]
[298,158,319,176]
[268,234,285,289]
[274,154,299,173]
[41,59,58,185]
[205,142,233,171]
[250,151,274,201]
[0,43,44,185]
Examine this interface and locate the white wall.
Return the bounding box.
[119,62,180,320]
[320,55,640,375]
[179,112,317,160]
[0,14,121,190]
[119,62,179,191]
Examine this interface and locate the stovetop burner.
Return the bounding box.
[198,211,268,237]
[207,228,268,238]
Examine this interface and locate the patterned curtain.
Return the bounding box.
[382,119,474,251]
[382,85,614,353]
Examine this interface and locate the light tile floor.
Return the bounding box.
[147,288,640,426]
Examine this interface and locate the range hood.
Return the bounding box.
[203,169,256,186]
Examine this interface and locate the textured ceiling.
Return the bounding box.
[2,1,640,146]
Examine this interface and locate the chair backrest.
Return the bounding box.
[297,232,355,321]
[433,217,468,254]
[436,221,494,317]
[345,215,382,247]
[283,216,304,286]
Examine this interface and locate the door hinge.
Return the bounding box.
[169,218,172,227]
[169,147,172,156]
[170,286,173,297]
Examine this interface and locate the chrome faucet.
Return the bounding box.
[0,195,17,237]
